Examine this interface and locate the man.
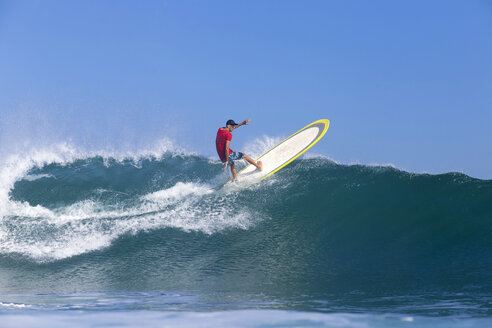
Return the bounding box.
[216,119,263,182]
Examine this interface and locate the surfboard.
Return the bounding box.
[226,119,330,185]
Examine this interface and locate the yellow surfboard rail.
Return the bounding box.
[226,119,330,184]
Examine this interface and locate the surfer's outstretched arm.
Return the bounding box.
[231,119,251,131]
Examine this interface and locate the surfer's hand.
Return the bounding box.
[223,161,228,170]
[243,119,251,125]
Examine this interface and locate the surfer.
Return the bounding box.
[216,119,263,182]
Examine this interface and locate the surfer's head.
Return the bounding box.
[226,119,238,131]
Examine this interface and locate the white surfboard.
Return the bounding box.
[226,119,330,185]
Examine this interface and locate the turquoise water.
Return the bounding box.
[0,147,491,327]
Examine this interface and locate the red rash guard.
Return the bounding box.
[216,128,233,162]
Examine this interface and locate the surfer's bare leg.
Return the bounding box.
[243,154,263,171]
[230,162,238,181]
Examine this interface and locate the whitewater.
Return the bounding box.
[1,138,491,327]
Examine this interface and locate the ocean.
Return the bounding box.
[0,143,491,327]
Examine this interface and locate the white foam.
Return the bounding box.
[1,199,254,262]
[143,182,213,203]
[0,142,254,262]
[0,302,29,308]
[0,181,254,261]
[22,174,55,181]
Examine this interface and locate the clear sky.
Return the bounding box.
[1,0,491,179]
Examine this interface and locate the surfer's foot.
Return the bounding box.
[243,154,262,171]
[257,161,263,171]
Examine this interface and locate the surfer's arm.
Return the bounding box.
[231,119,251,130]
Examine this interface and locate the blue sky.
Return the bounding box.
[1,0,491,178]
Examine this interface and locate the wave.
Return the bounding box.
[0,140,491,298]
